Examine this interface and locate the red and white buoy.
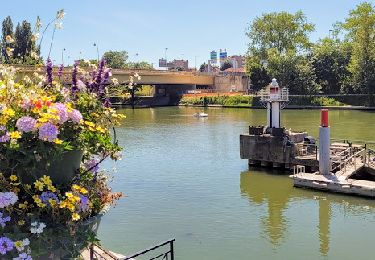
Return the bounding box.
[319,109,331,175]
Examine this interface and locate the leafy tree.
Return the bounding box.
[220,61,232,71]
[311,38,352,94]
[340,2,375,94]
[102,50,128,69]
[267,49,320,94]
[245,55,271,91]
[13,21,33,61]
[1,16,14,62]
[199,62,207,72]
[124,61,153,70]
[245,11,317,93]
[246,11,315,58]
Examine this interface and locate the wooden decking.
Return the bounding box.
[81,246,128,260]
[292,169,375,198]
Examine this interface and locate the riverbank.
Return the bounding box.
[178,94,375,110]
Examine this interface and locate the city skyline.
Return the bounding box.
[2,0,372,67]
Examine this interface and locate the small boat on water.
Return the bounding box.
[193,112,208,117]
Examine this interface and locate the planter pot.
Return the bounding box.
[20,150,83,185]
[36,214,103,260]
[46,150,84,185]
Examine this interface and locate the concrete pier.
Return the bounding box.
[240,126,318,172]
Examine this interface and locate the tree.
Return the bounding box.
[199,62,207,72]
[245,11,317,93]
[1,16,14,62]
[13,21,33,61]
[340,2,375,94]
[245,55,271,91]
[124,61,153,70]
[246,11,315,58]
[311,38,352,94]
[102,50,128,69]
[266,49,320,94]
[220,61,232,71]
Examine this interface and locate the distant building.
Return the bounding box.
[228,55,245,69]
[167,59,189,71]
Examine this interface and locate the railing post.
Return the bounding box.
[170,239,175,260]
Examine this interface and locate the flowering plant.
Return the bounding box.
[0,60,124,258]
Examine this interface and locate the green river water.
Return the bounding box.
[98,107,375,260]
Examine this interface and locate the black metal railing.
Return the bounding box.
[123,238,175,260]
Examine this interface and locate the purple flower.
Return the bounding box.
[0,192,18,208]
[0,133,9,143]
[16,116,37,133]
[53,103,69,124]
[84,158,99,173]
[40,192,59,206]
[0,237,13,255]
[79,195,89,212]
[38,122,59,142]
[46,57,53,86]
[0,212,10,228]
[71,60,79,96]
[58,64,64,78]
[104,98,111,108]
[68,109,82,123]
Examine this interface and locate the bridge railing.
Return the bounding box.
[123,238,175,260]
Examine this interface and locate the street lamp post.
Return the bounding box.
[93,43,100,62]
[61,48,66,66]
[165,48,168,61]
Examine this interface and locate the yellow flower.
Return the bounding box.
[2,108,15,117]
[18,220,25,226]
[15,241,23,249]
[34,180,44,191]
[41,175,52,185]
[65,192,73,198]
[59,201,67,208]
[96,126,107,134]
[84,121,95,127]
[54,138,63,144]
[68,204,76,212]
[72,213,81,221]
[9,175,18,182]
[48,199,57,207]
[9,131,21,139]
[19,201,28,209]
[33,195,42,204]
[72,184,88,194]
[48,185,56,192]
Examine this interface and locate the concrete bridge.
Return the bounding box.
[14,65,249,105]
[112,69,214,86]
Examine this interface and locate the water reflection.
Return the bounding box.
[240,170,292,246]
[240,170,375,256]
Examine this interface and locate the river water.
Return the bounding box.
[98,107,375,260]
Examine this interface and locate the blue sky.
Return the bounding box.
[2,0,373,67]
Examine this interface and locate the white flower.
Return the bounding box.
[112,78,119,86]
[5,35,14,44]
[54,22,63,30]
[30,221,46,234]
[77,80,87,91]
[22,238,30,246]
[30,51,39,59]
[31,33,39,42]
[56,9,65,20]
